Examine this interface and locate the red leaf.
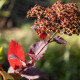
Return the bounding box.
[8,40,25,69]
[38,31,47,40]
[20,67,49,80]
[27,40,48,60]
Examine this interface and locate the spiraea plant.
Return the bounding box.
[0,1,80,80]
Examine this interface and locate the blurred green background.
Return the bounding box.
[0,0,80,80]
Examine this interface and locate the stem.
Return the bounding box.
[50,34,71,46]
[48,34,65,43]
[36,42,49,55]
[37,30,58,55]
[56,34,65,40]
[48,30,58,42]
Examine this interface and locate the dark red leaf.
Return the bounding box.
[53,36,67,44]
[20,67,49,80]
[29,40,48,55]
[8,40,25,69]
[27,40,48,60]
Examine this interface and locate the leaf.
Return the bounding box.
[0,46,4,54]
[8,66,24,74]
[29,40,48,55]
[8,67,15,74]
[0,46,4,61]
[8,54,26,67]
[8,54,20,60]
[20,67,49,80]
[31,26,47,40]
[8,40,25,69]
[53,36,67,44]
[27,40,48,60]
[27,54,43,60]
[0,71,14,80]
[8,60,36,74]
[31,25,38,31]
[38,31,47,40]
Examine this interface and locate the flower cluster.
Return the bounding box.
[27,1,80,38]
[27,4,45,19]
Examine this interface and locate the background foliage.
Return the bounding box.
[0,0,80,80]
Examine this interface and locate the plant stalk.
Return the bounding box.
[37,30,58,55]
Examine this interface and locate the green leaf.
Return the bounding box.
[0,46,4,61]
[0,46,4,64]
[0,71,14,80]
[0,46,4,55]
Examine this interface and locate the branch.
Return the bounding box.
[37,30,58,55]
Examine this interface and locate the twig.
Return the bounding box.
[36,30,58,55]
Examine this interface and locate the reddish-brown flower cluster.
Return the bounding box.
[27,4,45,19]
[27,1,80,39]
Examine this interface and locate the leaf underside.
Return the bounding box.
[53,36,67,44]
[20,67,49,80]
[28,40,48,60]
